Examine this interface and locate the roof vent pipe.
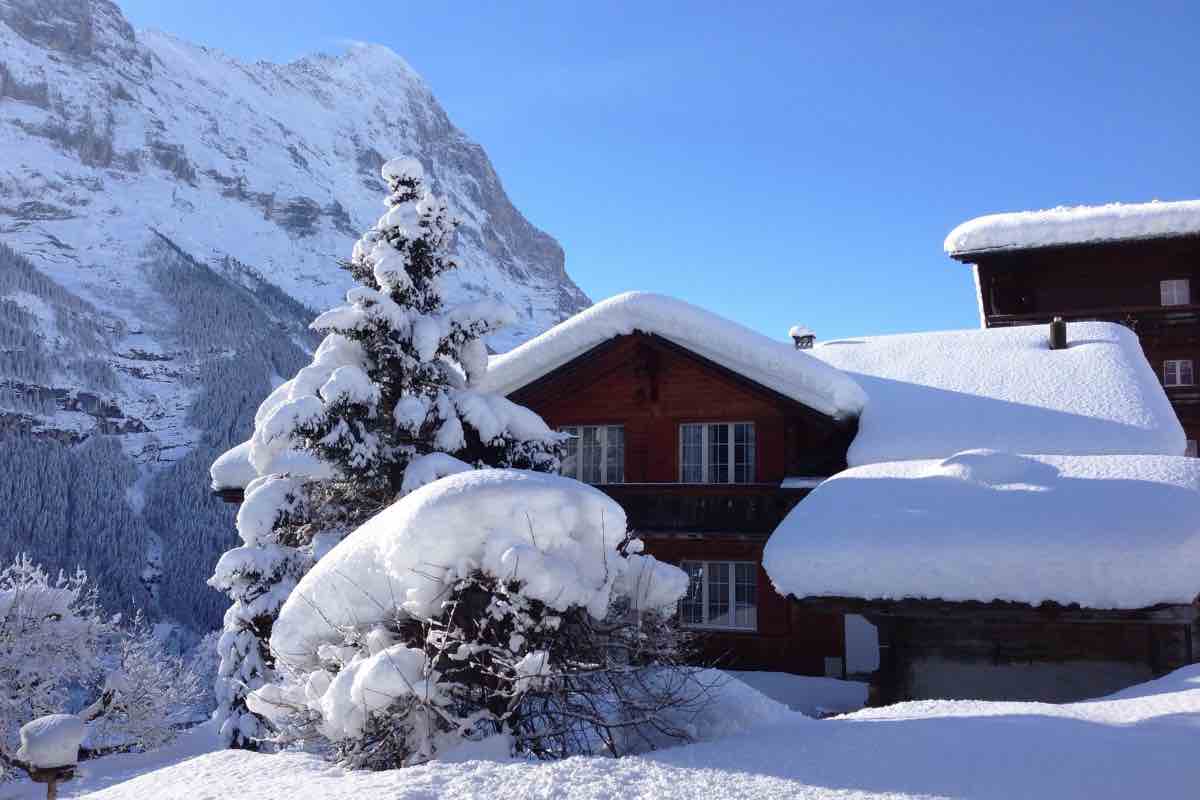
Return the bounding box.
[1049,317,1067,350]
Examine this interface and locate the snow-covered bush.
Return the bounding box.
[0,555,110,755]
[248,470,696,767]
[87,613,207,754]
[209,156,565,748]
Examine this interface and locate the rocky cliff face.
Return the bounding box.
[0,0,588,626]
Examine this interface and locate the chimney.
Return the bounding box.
[1049,317,1067,350]
[790,324,815,350]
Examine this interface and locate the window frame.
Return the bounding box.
[1161,279,1191,307]
[678,421,757,484]
[678,560,758,631]
[1163,359,1195,388]
[559,424,625,484]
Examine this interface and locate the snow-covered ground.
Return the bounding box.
[11,666,1200,799]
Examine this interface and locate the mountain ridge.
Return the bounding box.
[0,0,588,627]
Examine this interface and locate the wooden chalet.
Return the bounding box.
[945,199,1200,448]
[479,293,865,676]
[764,261,1200,704]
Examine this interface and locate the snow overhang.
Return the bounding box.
[480,292,866,422]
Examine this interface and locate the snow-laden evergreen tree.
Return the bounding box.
[209,157,564,749]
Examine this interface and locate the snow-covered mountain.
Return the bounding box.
[0,0,588,627]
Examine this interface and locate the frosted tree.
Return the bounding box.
[0,555,110,755]
[88,612,207,754]
[209,157,564,749]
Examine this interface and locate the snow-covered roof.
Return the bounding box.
[810,321,1185,466]
[788,324,814,339]
[480,292,866,421]
[764,450,1200,609]
[945,199,1200,256]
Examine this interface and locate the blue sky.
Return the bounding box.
[119,1,1200,341]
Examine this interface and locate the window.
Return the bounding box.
[679,422,756,483]
[1187,440,1198,458]
[1164,360,1195,387]
[1161,279,1191,306]
[678,561,757,630]
[560,425,624,484]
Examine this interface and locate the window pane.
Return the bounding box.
[680,424,703,483]
[1162,279,1190,306]
[560,427,579,478]
[735,563,757,629]
[734,423,755,483]
[1184,361,1195,386]
[679,562,704,625]
[1166,361,1179,386]
[580,426,603,483]
[605,425,624,483]
[707,562,730,626]
[1187,440,1198,458]
[708,423,729,483]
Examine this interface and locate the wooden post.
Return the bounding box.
[30,766,74,800]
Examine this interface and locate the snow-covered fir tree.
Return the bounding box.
[209,157,564,749]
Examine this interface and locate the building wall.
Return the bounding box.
[967,236,1200,444]
[509,332,849,482]
[868,612,1194,704]
[646,533,844,676]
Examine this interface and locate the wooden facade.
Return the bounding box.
[507,331,854,675]
[953,234,1200,444]
[803,597,1197,704]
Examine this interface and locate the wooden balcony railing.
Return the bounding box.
[987,304,1200,331]
[597,483,809,535]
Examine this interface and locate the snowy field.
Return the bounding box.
[9,666,1200,800]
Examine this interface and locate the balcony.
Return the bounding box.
[986,304,1200,333]
[597,483,809,535]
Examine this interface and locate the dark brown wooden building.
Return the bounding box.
[496,324,858,676]
[946,202,1200,449]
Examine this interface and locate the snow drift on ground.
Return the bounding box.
[811,321,1185,465]
[270,469,687,668]
[480,292,867,420]
[25,665,1200,800]
[945,198,1200,254]
[725,672,867,717]
[764,449,1200,608]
